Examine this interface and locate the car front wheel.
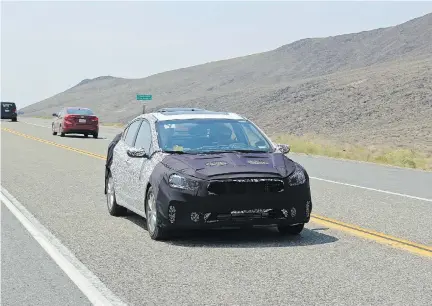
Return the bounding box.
[145,186,168,240]
[106,173,127,216]
[278,223,305,235]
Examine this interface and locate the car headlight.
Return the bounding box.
[168,174,200,192]
[288,164,306,186]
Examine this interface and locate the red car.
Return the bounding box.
[52,107,99,138]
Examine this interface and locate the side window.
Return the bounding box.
[134,120,152,153]
[123,120,142,147]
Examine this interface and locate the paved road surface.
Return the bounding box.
[1,118,431,306]
[1,202,91,306]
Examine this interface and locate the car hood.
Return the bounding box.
[161,152,296,180]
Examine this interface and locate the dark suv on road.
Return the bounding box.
[1,102,18,122]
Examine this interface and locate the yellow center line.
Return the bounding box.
[2,127,106,160]
[2,126,432,258]
[310,214,432,257]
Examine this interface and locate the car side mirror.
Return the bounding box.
[127,148,148,158]
[52,113,58,117]
[276,143,290,154]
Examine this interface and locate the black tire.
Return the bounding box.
[84,133,89,138]
[145,186,169,240]
[93,133,98,139]
[278,224,305,235]
[106,173,127,216]
[12,118,17,122]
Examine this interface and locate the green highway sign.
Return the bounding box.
[137,94,152,101]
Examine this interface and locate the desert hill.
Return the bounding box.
[21,13,432,152]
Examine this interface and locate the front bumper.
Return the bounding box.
[155,179,312,230]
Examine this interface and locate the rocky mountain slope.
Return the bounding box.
[21,13,432,152]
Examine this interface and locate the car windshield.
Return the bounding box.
[66,108,94,115]
[156,118,274,154]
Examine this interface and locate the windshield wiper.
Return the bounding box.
[201,149,268,154]
[230,149,269,153]
[163,150,187,154]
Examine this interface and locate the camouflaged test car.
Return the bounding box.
[104,108,312,240]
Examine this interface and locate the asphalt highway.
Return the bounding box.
[1,118,431,306]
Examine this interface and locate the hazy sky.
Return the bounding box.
[1,1,432,108]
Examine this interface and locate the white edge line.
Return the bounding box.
[0,187,127,306]
[310,176,432,202]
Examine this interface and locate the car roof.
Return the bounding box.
[157,107,207,113]
[150,108,245,121]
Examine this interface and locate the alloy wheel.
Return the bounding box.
[107,176,115,210]
[147,191,157,234]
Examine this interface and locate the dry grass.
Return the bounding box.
[272,133,432,171]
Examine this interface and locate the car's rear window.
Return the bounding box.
[1,103,16,109]
[66,108,95,115]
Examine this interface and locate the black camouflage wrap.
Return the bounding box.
[149,152,312,229]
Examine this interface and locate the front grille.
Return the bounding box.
[207,178,284,195]
[205,209,286,223]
